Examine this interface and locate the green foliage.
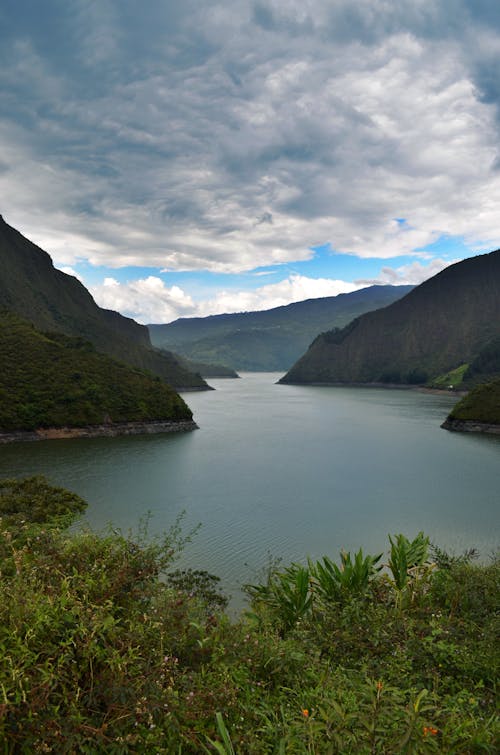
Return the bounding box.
[310,548,383,603]
[0,490,497,753]
[0,312,193,431]
[203,712,236,755]
[387,532,433,609]
[164,569,229,614]
[428,363,469,389]
[464,334,500,385]
[387,531,430,590]
[447,378,500,425]
[245,562,312,631]
[0,475,87,528]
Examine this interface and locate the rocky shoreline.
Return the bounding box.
[441,418,500,435]
[0,419,198,444]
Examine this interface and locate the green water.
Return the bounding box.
[1,373,498,602]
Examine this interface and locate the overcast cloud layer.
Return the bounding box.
[1,1,500,321]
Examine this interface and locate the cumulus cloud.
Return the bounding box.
[357,258,453,286]
[1,0,500,273]
[89,276,197,323]
[89,273,360,323]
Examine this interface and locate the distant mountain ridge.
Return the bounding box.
[281,250,500,385]
[148,285,413,371]
[0,216,208,389]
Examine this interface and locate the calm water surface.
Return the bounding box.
[1,373,498,604]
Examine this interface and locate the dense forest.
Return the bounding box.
[0,313,193,432]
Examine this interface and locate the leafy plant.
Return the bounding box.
[203,712,236,755]
[388,531,434,608]
[310,548,383,604]
[245,562,312,630]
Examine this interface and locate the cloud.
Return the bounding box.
[1,0,500,274]
[89,276,196,323]
[89,273,360,323]
[356,258,453,286]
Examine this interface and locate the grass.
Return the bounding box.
[0,478,498,752]
[427,364,469,390]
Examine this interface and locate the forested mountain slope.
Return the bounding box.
[148,285,412,371]
[281,250,500,385]
[0,216,208,389]
[0,313,193,434]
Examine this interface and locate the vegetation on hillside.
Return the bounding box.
[463,335,500,387]
[0,477,497,752]
[446,378,500,425]
[429,335,500,392]
[174,353,239,378]
[0,216,208,389]
[148,286,412,371]
[426,364,469,390]
[281,250,500,386]
[0,313,193,432]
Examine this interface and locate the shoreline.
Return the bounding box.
[441,418,500,435]
[278,379,467,396]
[0,419,198,444]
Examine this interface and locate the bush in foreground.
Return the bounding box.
[0,479,498,752]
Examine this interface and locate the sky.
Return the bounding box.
[1,0,500,324]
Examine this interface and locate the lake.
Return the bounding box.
[1,373,498,606]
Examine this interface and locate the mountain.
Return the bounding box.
[462,334,500,387]
[280,250,500,385]
[173,354,239,378]
[148,285,413,371]
[0,215,208,390]
[0,312,194,434]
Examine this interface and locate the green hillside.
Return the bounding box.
[0,215,208,390]
[148,285,412,371]
[445,379,500,426]
[281,250,500,385]
[0,313,193,432]
[462,335,500,387]
[174,353,239,378]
